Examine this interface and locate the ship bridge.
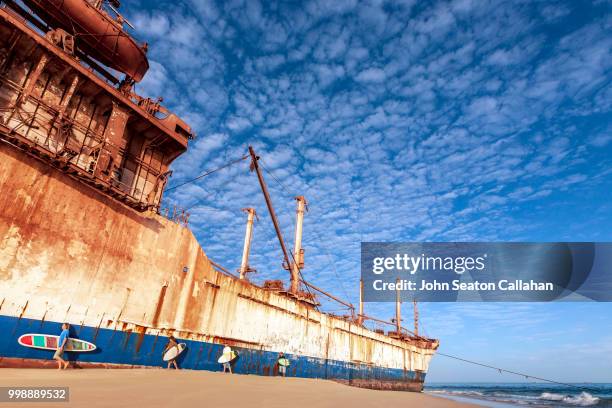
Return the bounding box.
[0,1,194,211]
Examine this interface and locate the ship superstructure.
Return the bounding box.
[0,0,438,391]
[0,0,193,211]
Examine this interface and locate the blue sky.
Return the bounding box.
[125,0,611,382]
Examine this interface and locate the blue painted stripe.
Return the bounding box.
[0,315,424,385]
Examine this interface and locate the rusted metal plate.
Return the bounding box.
[0,10,192,210]
[0,7,192,147]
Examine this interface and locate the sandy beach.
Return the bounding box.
[0,369,479,408]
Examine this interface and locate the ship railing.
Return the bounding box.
[159,204,190,226]
[359,313,434,343]
[0,70,173,210]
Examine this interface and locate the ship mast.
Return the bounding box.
[248,146,298,294]
[358,279,364,325]
[395,277,401,335]
[413,299,419,336]
[239,208,257,280]
[290,196,307,294]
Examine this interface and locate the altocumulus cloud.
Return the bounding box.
[124,0,612,339]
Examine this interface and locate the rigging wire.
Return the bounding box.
[183,189,216,213]
[306,225,352,302]
[437,352,597,392]
[181,165,246,214]
[258,159,292,194]
[258,158,353,308]
[257,161,314,290]
[193,197,239,215]
[165,155,249,192]
[255,159,327,309]
[257,159,350,311]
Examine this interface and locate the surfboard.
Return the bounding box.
[162,343,186,361]
[18,334,96,352]
[278,358,290,367]
[217,351,237,364]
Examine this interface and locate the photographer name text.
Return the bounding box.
[372,279,554,292]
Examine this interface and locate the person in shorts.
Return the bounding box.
[163,335,180,369]
[54,323,70,370]
[221,345,233,373]
[277,352,288,377]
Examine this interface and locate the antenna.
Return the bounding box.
[413,299,419,336]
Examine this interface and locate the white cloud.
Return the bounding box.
[137,60,168,97]
[355,67,386,83]
[226,116,252,132]
[125,3,612,349]
[590,130,612,147]
[130,12,170,37]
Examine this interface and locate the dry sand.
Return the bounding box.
[0,368,479,408]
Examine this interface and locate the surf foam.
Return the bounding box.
[539,392,600,406]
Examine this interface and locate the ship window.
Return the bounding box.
[175,124,191,139]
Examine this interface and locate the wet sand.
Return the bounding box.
[0,368,479,408]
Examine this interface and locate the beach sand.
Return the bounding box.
[0,368,479,408]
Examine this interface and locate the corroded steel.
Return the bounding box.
[20,0,149,81]
[0,6,193,211]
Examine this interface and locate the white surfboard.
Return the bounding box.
[162,343,186,361]
[217,350,237,364]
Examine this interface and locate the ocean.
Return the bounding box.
[425,383,612,407]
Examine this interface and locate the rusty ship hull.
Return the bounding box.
[0,1,437,392]
[0,141,435,390]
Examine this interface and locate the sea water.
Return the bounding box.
[425,383,612,407]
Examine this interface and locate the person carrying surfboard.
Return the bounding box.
[277,352,290,377]
[53,323,70,370]
[163,335,180,369]
[219,345,235,374]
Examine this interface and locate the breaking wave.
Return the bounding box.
[539,392,600,406]
[425,383,612,407]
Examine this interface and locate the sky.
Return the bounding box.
[123,0,611,382]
